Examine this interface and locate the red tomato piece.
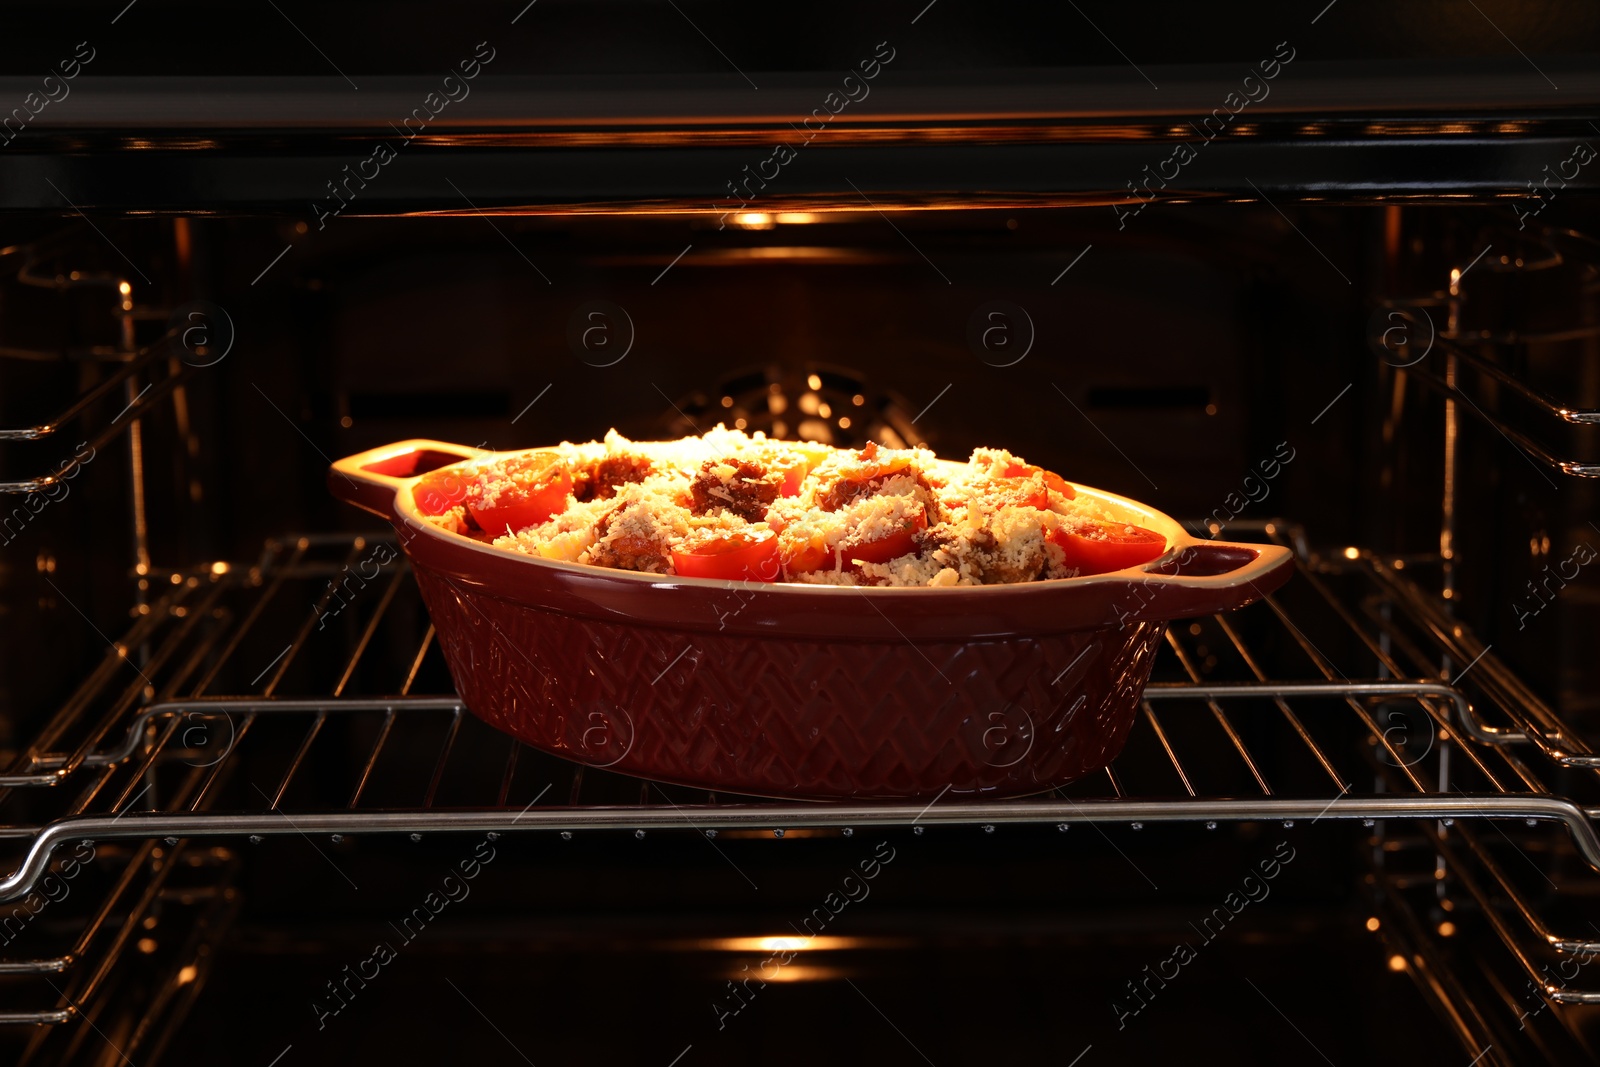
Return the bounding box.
[995,479,1050,510]
[465,453,574,536]
[770,454,807,497]
[1048,520,1166,576]
[467,484,570,536]
[782,539,832,576]
[1002,462,1076,501]
[845,512,928,566]
[413,466,473,515]
[672,530,782,582]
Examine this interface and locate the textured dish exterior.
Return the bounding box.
[413,561,1164,799]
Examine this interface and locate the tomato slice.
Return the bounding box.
[782,539,832,576]
[672,530,782,582]
[1002,462,1075,502]
[784,511,929,576]
[414,466,473,515]
[465,453,574,536]
[1048,520,1166,576]
[769,454,807,497]
[846,512,928,566]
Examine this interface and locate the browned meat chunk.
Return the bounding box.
[590,506,670,573]
[591,454,654,500]
[815,476,873,512]
[689,458,778,522]
[816,467,936,513]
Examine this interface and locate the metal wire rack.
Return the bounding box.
[0,329,193,494]
[1375,221,1600,480]
[4,525,1600,1027]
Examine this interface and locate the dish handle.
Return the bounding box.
[328,439,489,519]
[1113,540,1297,625]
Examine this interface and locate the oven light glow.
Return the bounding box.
[1342,546,1360,560]
[118,281,132,295]
[1387,954,1408,972]
[732,212,775,229]
[774,212,821,224]
[761,964,843,983]
[709,935,858,953]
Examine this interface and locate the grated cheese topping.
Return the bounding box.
[415,427,1128,586]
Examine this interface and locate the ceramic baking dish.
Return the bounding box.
[330,439,1294,800]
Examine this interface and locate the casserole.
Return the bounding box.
[330,439,1294,799]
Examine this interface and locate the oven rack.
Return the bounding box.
[0,838,238,1035]
[1375,221,1600,480]
[1392,327,1600,480]
[5,528,1600,1025]
[0,328,191,494]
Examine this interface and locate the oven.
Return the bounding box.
[2,2,1600,1063]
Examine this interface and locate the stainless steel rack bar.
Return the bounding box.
[0,839,221,1026]
[1373,223,1600,481]
[0,331,193,493]
[1397,356,1600,479]
[0,795,1595,905]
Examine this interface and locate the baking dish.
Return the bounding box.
[330,439,1295,800]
